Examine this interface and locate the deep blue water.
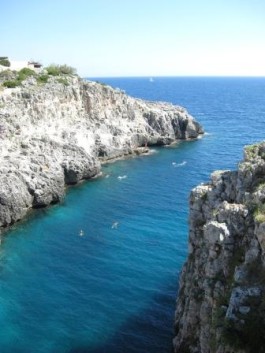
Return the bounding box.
[0,77,265,353]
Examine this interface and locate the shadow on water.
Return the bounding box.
[68,281,179,353]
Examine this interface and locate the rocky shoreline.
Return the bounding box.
[174,143,265,353]
[0,74,203,231]
[3,70,264,352]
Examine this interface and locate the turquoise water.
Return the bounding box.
[0,78,265,352]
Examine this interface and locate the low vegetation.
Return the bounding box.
[0,69,15,81]
[0,61,76,89]
[17,67,36,81]
[245,143,259,160]
[45,64,76,76]
[3,80,20,88]
[0,63,77,89]
[56,77,69,86]
[36,74,49,84]
[254,203,265,223]
[1,67,36,88]
[245,143,265,161]
[0,56,10,67]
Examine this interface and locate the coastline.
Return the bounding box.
[0,74,203,233]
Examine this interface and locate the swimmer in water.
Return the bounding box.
[111,222,119,229]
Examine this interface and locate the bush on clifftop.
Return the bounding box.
[3,80,20,88]
[0,63,76,89]
[17,68,36,81]
[46,64,76,76]
[0,57,10,67]
[0,69,15,81]
[37,74,49,84]
[1,68,36,88]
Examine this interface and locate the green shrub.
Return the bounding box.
[0,69,14,80]
[46,64,61,76]
[3,80,20,88]
[37,74,49,84]
[58,64,76,75]
[46,64,76,76]
[256,182,265,191]
[0,58,10,67]
[254,203,265,223]
[1,67,36,88]
[56,77,69,86]
[17,68,36,81]
[245,144,259,159]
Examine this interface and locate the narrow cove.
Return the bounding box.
[0,142,202,353]
[1,77,265,352]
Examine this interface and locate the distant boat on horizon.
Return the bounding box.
[149,77,154,82]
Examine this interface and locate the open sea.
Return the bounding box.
[0,77,265,353]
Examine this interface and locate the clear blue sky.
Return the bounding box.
[1,0,265,77]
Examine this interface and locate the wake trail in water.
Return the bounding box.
[172,161,187,168]
[117,175,127,180]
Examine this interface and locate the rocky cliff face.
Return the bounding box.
[174,143,265,353]
[0,75,203,229]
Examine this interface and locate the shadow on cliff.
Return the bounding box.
[68,281,179,353]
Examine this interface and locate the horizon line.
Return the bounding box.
[85,75,265,79]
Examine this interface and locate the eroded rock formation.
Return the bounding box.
[0,75,203,228]
[174,143,265,353]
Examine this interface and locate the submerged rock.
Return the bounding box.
[0,75,203,229]
[174,142,265,353]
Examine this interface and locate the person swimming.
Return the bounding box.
[111,222,119,229]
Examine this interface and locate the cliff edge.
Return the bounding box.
[0,74,203,229]
[174,143,265,353]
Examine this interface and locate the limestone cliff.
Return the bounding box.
[174,143,265,353]
[0,75,203,229]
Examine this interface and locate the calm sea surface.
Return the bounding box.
[0,77,265,353]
